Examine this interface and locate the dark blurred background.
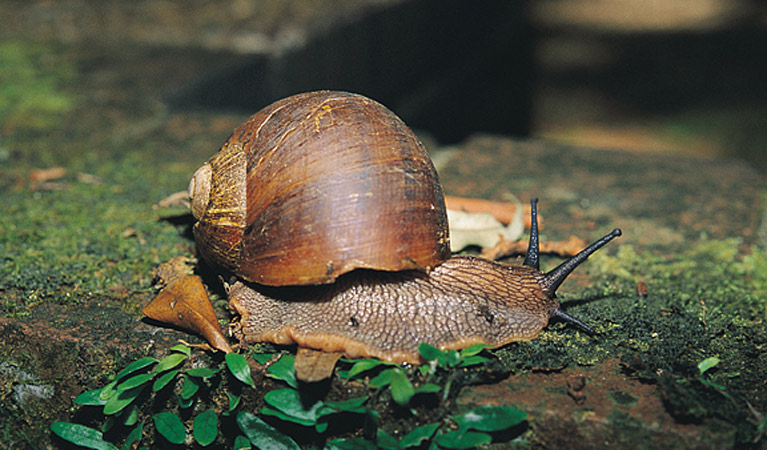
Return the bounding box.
[2,0,765,171]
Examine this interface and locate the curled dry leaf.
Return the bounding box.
[154,190,190,209]
[447,209,523,252]
[445,195,537,229]
[142,275,233,353]
[294,348,343,383]
[29,167,66,183]
[481,235,588,261]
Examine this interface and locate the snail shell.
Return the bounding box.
[188,91,450,286]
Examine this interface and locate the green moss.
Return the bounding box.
[609,391,637,406]
[497,238,767,443]
[0,165,192,317]
[0,40,77,132]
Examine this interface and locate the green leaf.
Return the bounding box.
[698,356,720,375]
[453,405,527,432]
[233,434,252,450]
[236,411,300,450]
[324,396,368,413]
[170,343,191,356]
[116,373,154,392]
[153,412,186,444]
[122,403,139,426]
[152,369,179,391]
[445,350,461,368]
[98,380,118,401]
[226,390,242,413]
[418,343,444,361]
[74,388,107,406]
[154,353,187,373]
[177,394,195,409]
[121,423,143,450]
[193,409,218,446]
[102,416,115,433]
[187,367,219,378]
[458,355,490,367]
[414,383,442,395]
[459,343,490,358]
[368,368,393,389]
[265,354,297,388]
[324,437,378,449]
[180,375,201,400]
[262,388,328,426]
[226,353,256,388]
[345,359,392,379]
[103,385,146,416]
[435,430,492,449]
[399,422,440,448]
[252,353,275,365]
[390,368,415,406]
[113,357,158,382]
[50,422,118,450]
[375,429,398,450]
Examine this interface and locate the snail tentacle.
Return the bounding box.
[542,228,622,295]
[523,197,540,270]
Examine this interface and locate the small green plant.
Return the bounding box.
[51,343,526,449]
[696,356,734,401]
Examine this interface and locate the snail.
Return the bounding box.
[188,90,621,364]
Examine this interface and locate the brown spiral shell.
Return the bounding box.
[188,91,450,286]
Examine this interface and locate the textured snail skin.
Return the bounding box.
[229,255,557,364]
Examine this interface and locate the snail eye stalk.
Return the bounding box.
[523,197,540,270]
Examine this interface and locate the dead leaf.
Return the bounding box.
[76,172,102,184]
[154,190,190,209]
[445,195,537,229]
[447,209,523,252]
[294,348,342,382]
[142,275,233,353]
[481,235,588,260]
[29,167,66,183]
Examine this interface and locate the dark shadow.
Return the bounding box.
[166,0,534,145]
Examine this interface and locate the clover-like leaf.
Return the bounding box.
[74,388,107,406]
[103,385,146,416]
[435,430,492,449]
[262,388,329,426]
[193,409,218,446]
[50,422,118,450]
[265,354,297,388]
[152,369,179,392]
[390,368,415,407]
[399,422,440,448]
[153,412,186,444]
[453,405,527,432]
[226,353,255,388]
[236,411,300,450]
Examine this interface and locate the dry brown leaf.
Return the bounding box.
[445,195,537,229]
[154,190,190,209]
[481,235,588,261]
[142,275,233,353]
[29,167,66,183]
[294,348,342,383]
[447,209,523,252]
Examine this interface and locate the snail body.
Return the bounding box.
[189,91,621,364]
